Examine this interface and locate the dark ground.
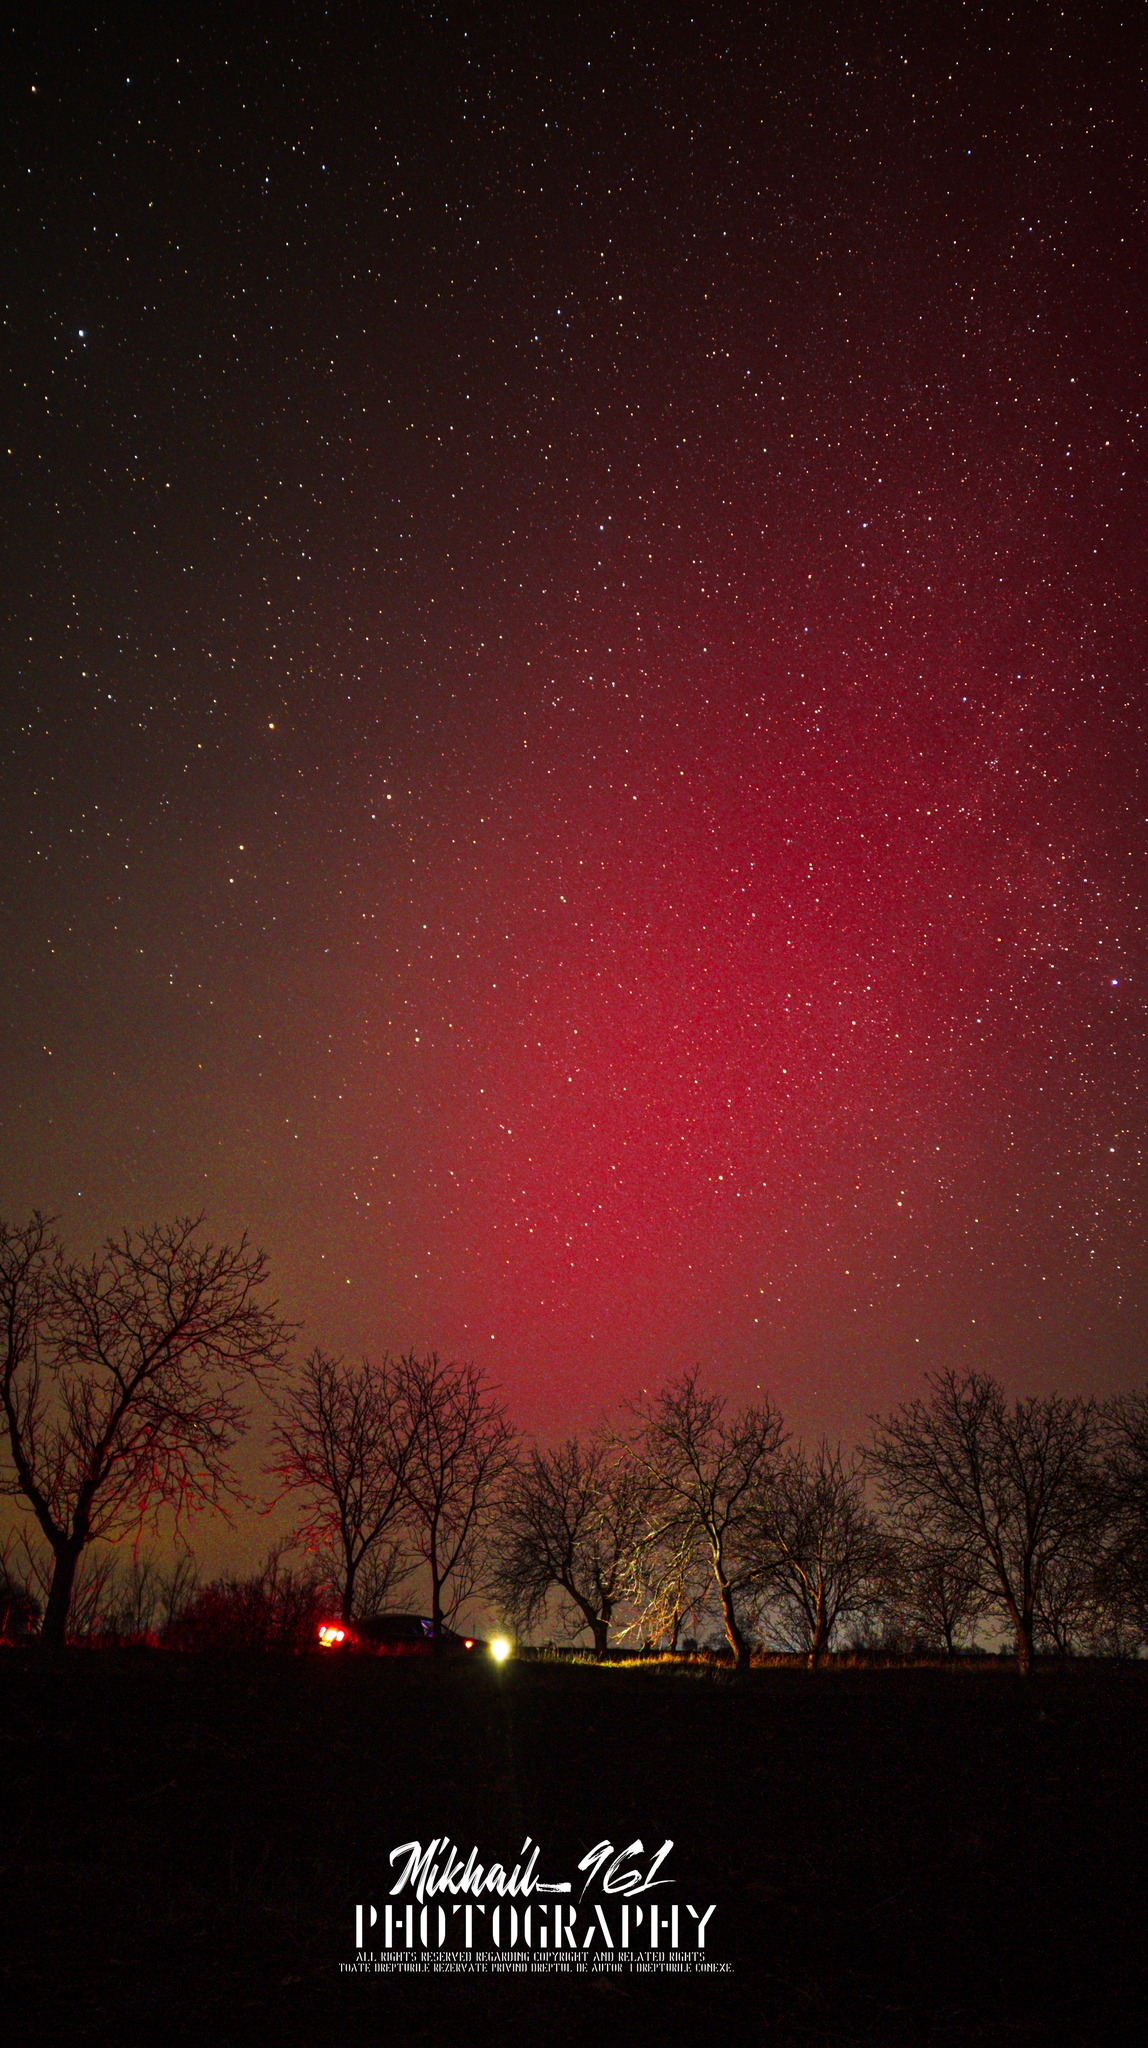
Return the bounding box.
[1,1653,1144,2046]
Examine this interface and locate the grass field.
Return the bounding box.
[2,1652,1144,2045]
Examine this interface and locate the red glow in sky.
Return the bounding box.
[2,6,1145,1461]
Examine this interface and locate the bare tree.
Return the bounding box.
[866,1370,1098,1673]
[1094,1387,1148,1651]
[882,1530,988,1656]
[1033,1534,1107,1655]
[753,1439,887,1666]
[353,1540,412,1619]
[493,1435,655,1656]
[623,1514,715,1653]
[394,1353,517,1643]
[633,1369,786,1668]
[159,1548,201,1634]
[269,1349,411,1621]
[0,1213,291,1648]
[11,1523,135,1640]
[15,1534,115,1639]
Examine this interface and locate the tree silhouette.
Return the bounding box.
[493,1434,654,1656]
[394,1353,516,1643]
[753,1439,886,1665]
[270,1349,411,1621]
[883,1529,988,1656]
[624,1509,715,1653]
[633,1369,786,1667]
[867,1369,1098,1673]
[0,1213,290,1648]
[1096,1387,1148,1650]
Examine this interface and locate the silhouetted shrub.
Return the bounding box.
[161,1549,325,1651]
[0,1562,40,1643]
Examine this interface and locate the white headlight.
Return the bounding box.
[489,1636,512,1663]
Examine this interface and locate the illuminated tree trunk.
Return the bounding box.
[808,1586,830,1668]
[718,1576,749,1668]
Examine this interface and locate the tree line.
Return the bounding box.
[2,1213,1145,1666]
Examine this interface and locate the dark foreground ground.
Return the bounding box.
[1,1653,1144,2046]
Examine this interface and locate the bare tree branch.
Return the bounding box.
[631,1369,786,1667]
[393,1353,517,1642]
[269,1349,412,1621]
[1093,1387,1148,1651]
[492,1433,655,1655]
[0,1213,292,1646]
[878,1529,989,1656]
[866,1369,1099,1673]
[751,1439,887,1665]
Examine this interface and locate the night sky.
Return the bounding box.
[3,3,1147,1501]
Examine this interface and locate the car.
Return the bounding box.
[315,1612,494,1656]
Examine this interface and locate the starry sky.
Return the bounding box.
[3,2,1147,1475]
